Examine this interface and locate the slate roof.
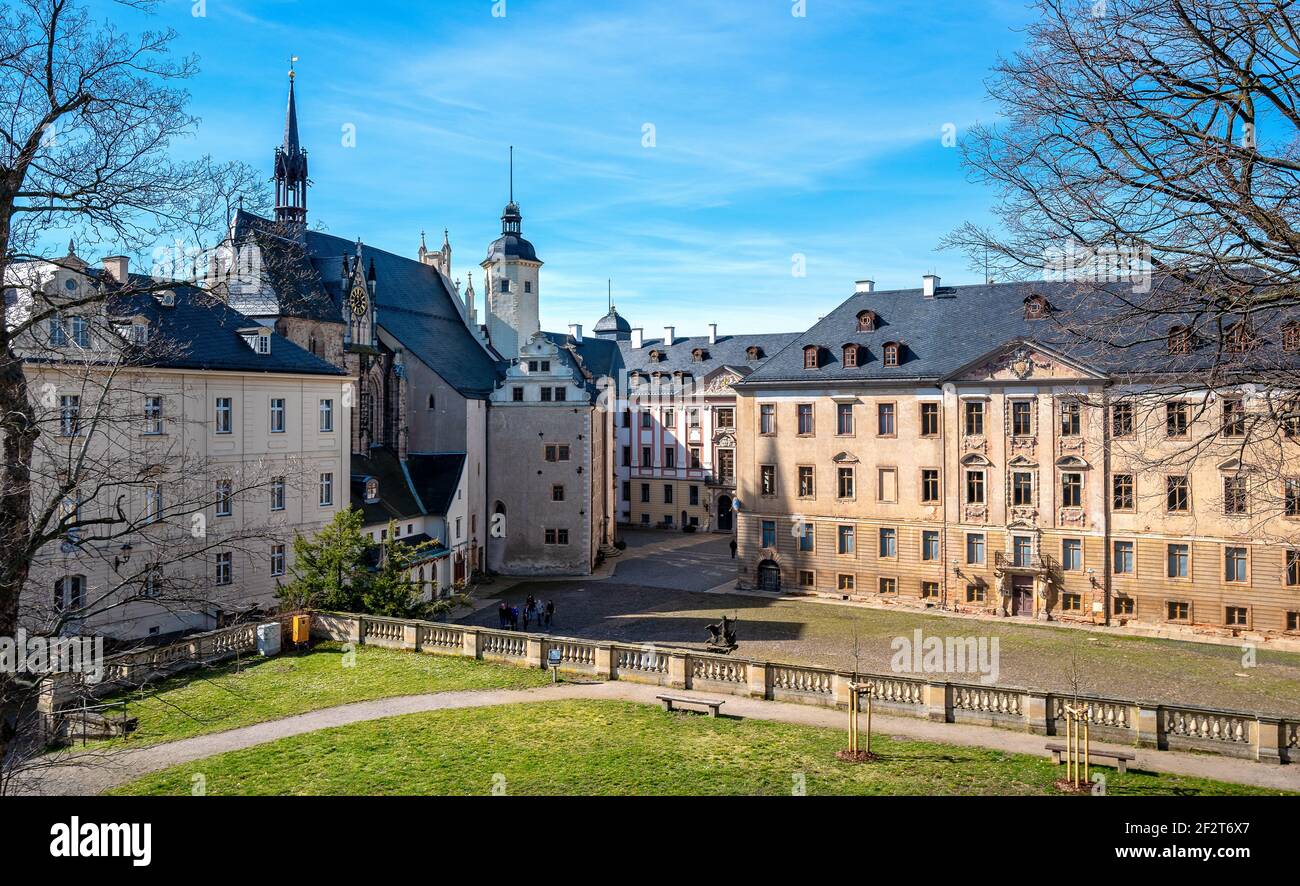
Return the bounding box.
[737,279,1300,386]
[593,306,632,339]
[230,211,504,398]
[351,449,467,523]
[539,332,624,398]
[618,331,803,377]
[25,270,344,377]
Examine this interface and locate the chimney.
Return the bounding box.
[102,256,129,284]
[922,274,940,298]
[631,327,644,349]
[707,323,718,345]
[568,323,583,343]
[855,279,875,294]
[663,326,675,347]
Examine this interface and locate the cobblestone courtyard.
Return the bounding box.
[462,531,1300,717]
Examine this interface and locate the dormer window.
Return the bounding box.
[802,345,821,369]
[842,344,860,368]
[882,342,901,367]
[648,349,663,363]
[365,478,379,504]
[691,348,707,362]
[241,327,271,354]
[157,290,176,307]
[1225,321,1254,353]
[1024,294,1050,319]
[856,310,877,332]
[1284,322,1300,353]
[1168,325,1192,355]
[746,345,764,361]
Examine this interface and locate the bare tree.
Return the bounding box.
[0,0,273,780]
[945,0,1300,538]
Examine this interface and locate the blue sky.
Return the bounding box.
[95,0,1035,334]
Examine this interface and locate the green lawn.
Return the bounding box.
[94,642,551,748]
[110,699,1287,796]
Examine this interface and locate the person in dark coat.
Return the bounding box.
[498,601,508,629]
[729,538,737,558]
[510,606,519,630]
[544,600,555,627]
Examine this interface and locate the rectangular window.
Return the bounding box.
[797,404,814,435]
[1166,475,1189,512]
[215,479,233,517]
[1059,400,1080,436]
[551,484,565,502]
[641,411,652,428]
[838,574,856,592]
[1061,538,1082,571]
[50,315,68,346]
[512,387,524,402]
[1012,471,1033,507]
[879,577,897,595]
[270,477,286,511]
[1225,475,1248,515]
[964,401,984,436]
[1224,546,1248,583]
[920,402,939,436]
[1286,479,1300,517]
[761,520,777,548]
[1167,543,1189,579]
[144,484,162,523]
[798,466,814,498]
[877,403,895,436]
[877,467,897,502]
[622,446,631,467]
[920,469,940,504]
[921,581,940,599]
[1222,398,1246,437]
[319,472,334,507]
[836,403,854,435]
[662,408,675,427]
[543,528,571,546]
[642,446,652,466]
[1061,472,1083,508]
[760,404,776,434]
[271,544,286,577]
[966,533,985,565]
[688,409,700,428]
[965,470,985,505]
[70,316,89,347]
[799,570,816,589]
[761,465,776,496]
[879,527,897,559]
[837,467,855,499]
[270,398,286,434]
[689,447,701,469]
[1114,597,1135,617]
[921,530,939,561]
[1061,593,1082,612]
[1011,400,1033,436]
[837,524,855,555]
[689,485,699,506]
[640,484,650,503]
[663,485,673,504]
[1225,606,1248,628]
[545,444,572,462]
[798,522,814,552]
[144,396,164,435]
[1288,612,1300,632]
[1111,402,1133,438]
[554,387,566,402]
[59,395,80,437]
[716,407,735,429]
[215,552,233,586]
[966,584,986,603]
[1113,473,1134,510]
[1167,600,1190,622]
[215,397,233,434]
[1113,540,1134,575]
[1013,535,1033,567]
[663,447,676,468]
[540,387,552,402]
[1166,401,1189,437]
[1288,550,1300,587]
[319,399,334,432]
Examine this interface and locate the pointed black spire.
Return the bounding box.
[367,257,376,282]
[274,57,309,227]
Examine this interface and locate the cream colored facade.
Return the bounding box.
[736,341,1300,637]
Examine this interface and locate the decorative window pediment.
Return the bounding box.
[832,451,859,464]
[1055,455,1090,469]
[960,453,992,467]
[1007,455,1037,468]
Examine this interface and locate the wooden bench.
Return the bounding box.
[657,694,726,718]
[1045,742,1136,775]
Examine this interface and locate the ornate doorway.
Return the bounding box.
[758,559,781,592]
[1011,575,1034,616]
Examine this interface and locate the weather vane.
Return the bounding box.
[289,55,299,80]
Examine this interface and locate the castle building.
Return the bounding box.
[733,276,1300,637]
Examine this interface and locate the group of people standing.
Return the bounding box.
[497,594,555,631]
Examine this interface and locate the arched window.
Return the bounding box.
[691,348,707,362]
[308,336,318,355]
[856,310,877,332]
[842,344,860,367]
[427,394,436,410]
[648,349,663,363]
[1168,325,1192,355]
[882,342,901,367]
[365,478,379,503]
[746,346,764,361]
[802,345,821,369]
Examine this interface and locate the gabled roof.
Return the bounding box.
[404,453,467,517]
[352,449,468,524]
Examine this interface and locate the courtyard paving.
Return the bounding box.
[464,530,1300,717]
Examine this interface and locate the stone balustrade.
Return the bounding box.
[37,610,1297,766]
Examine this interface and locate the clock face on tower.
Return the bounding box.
[349,286,367,317]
